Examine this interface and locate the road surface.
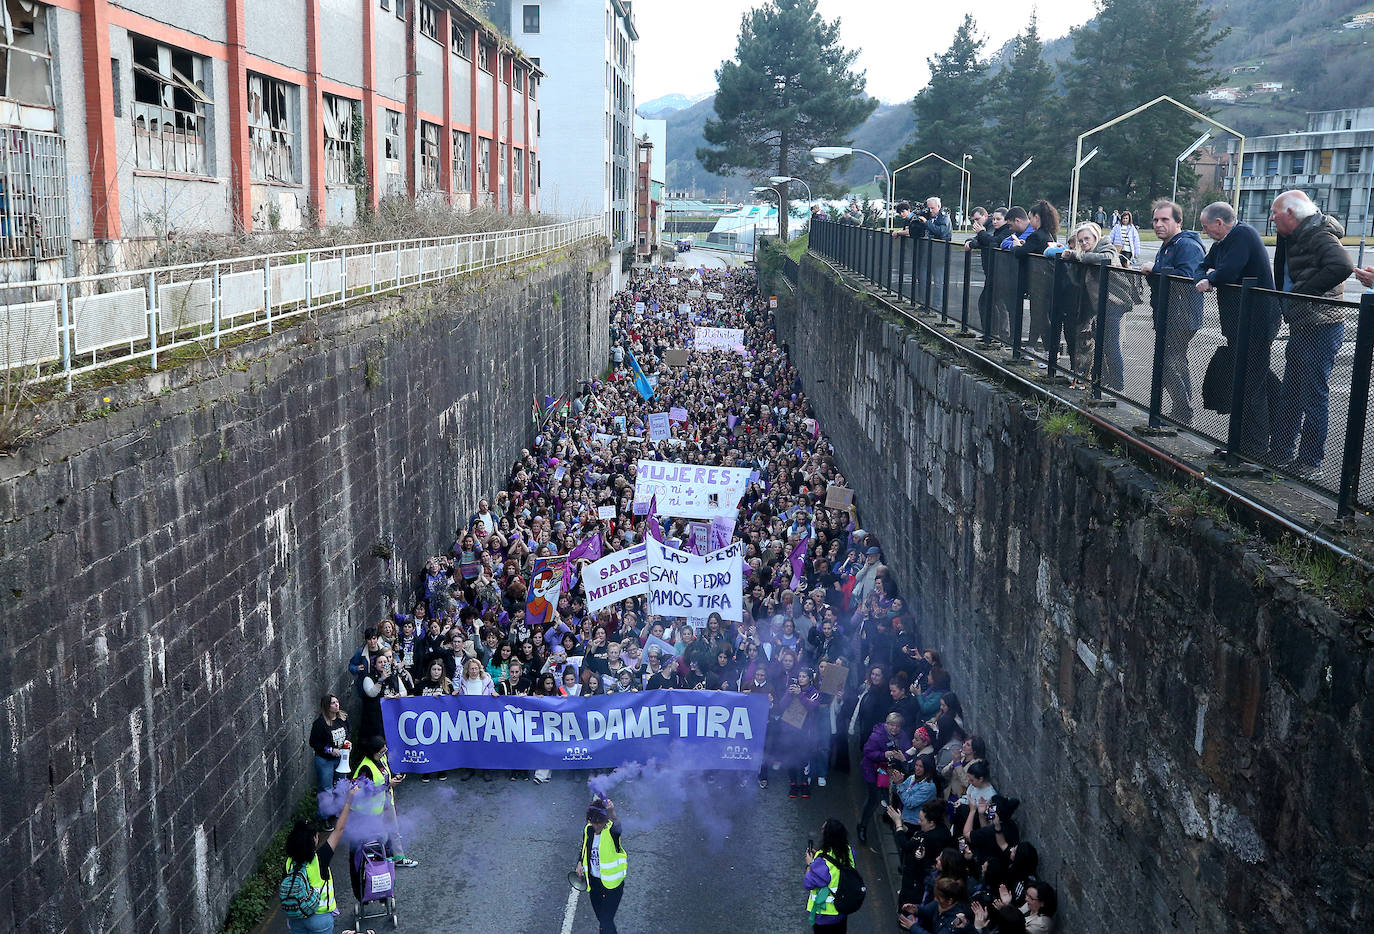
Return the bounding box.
[267,765,896,934]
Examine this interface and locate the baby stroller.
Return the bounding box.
[350,838,398,929]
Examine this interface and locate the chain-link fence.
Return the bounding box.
[808,217,1374,517]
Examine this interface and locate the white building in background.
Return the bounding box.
[495,0,637,254]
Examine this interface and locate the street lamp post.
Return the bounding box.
[770,176,812,203]
[1359,164,1373,267]
[752,187,780,249]
[811,146,892,228]
[961,153,973,227]
[891,152,970,229]
[1172,131,1212,206]
[1008,157,1033,210]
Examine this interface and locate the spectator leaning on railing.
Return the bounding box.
[1140,200,1206,425]
[1267,189,1356,475]
[1195,201,1280,458]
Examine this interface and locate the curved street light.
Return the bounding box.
[811,146,892,228]
[769,175,812,204]
[892,152,971,229]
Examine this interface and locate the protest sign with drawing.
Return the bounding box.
[633,460,752,519]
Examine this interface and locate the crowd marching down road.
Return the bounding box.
[280,253,1058,934]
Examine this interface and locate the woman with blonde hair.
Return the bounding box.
[1061,220,1135,388]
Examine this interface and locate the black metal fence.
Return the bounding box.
[808,218,1374,518]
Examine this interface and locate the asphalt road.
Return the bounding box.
[267,765,897,934]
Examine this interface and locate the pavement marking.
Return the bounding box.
[560,884,579,934]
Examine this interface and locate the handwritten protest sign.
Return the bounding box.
[819,661,849,696]
[664,349,690,367]
[705,291,725,301]
[824,485,854,510]
[694,326,747,355]
[634,301,645,315]
[686,289,703,298]
[583,543,648,613]
[597,505,618,520]
[645,537,745,622]
[669,277,679,285]
[677,303,692,315]
[668,406,689,422]
[648,412,671,442]
[633,460,752,519]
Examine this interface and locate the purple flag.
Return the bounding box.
[727,414,738,432]
[562,534,605,591]
[788,535,810,590]
[645,494,665,543]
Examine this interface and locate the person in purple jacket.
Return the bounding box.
[858,712,911,845]
[804,818,856,931]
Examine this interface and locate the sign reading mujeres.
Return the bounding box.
[632,459,752,519]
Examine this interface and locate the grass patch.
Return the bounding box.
[1041,406,1093,441]
[1272,534,1374,621]
[219,792,316,934]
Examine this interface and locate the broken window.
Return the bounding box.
[0,0,54,108]
[477,137,490,192]
[322,93,358,185]
[513,148,523,195]
[452,129,469,192]
[450,21,467,58]
[247,72,296,183]
[419,120,439,191]
[0,126,68,259]
[130,34,210,176]
[384,109,402,189]
[498,141,507,190]
[419,3,437,41]
[513,67,523,92]
[478,44,490,73]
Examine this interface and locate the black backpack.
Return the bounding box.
[830,858,866,915]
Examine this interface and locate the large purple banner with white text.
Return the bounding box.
[380,690,769,772]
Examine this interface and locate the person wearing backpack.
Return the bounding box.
[804,817,864,931]
[280,785,357,932]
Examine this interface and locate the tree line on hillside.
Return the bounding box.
[696,0,1233,232]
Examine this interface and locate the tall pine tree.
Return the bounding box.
[893,14,986,207]
[1058,0,1225,222]
[697,0,876,238]
[984,16,1063,209]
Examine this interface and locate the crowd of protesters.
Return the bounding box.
[293,258,1068,934]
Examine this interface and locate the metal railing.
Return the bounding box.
[809,218,1374,518]
[0,216,601,391]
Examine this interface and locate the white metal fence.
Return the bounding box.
[0,215,602,390]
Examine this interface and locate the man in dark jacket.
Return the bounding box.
[1141,199,1206,424]
[1268,190,1356,473]
[1197,201,1279,455]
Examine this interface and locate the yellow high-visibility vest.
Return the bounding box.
[580,823,627,888]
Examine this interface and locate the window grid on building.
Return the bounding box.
[452,129,470,192]
[384,108,402,187]
[130,34,211,176]
[419,3,438,41]
[323,93,358,185]
[1,0,55,108]
[522,4,540,33]
[450,21,467,57]
[478,137,490,192]
[419,120,440,190]
[247,71,296,183]
[0,126,68,260]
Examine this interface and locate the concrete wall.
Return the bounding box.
[0,244,611,934]
[779,257,1373,934]
[244,0,306,70]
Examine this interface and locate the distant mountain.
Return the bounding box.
[638,91,713,118]
[663,95,915,200]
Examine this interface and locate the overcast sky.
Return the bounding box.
[634,0,1102,106]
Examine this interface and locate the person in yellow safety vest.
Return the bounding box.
[282,786,356,933]
[574,796,627,934]
[350,734,419,868]
[804,818,856,933]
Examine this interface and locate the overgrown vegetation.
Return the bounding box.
[1040,406,1092,441]
[149,198,556,269]
[218,792,316,934]
[1272,534,1374,622]
[0,366,41,454]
